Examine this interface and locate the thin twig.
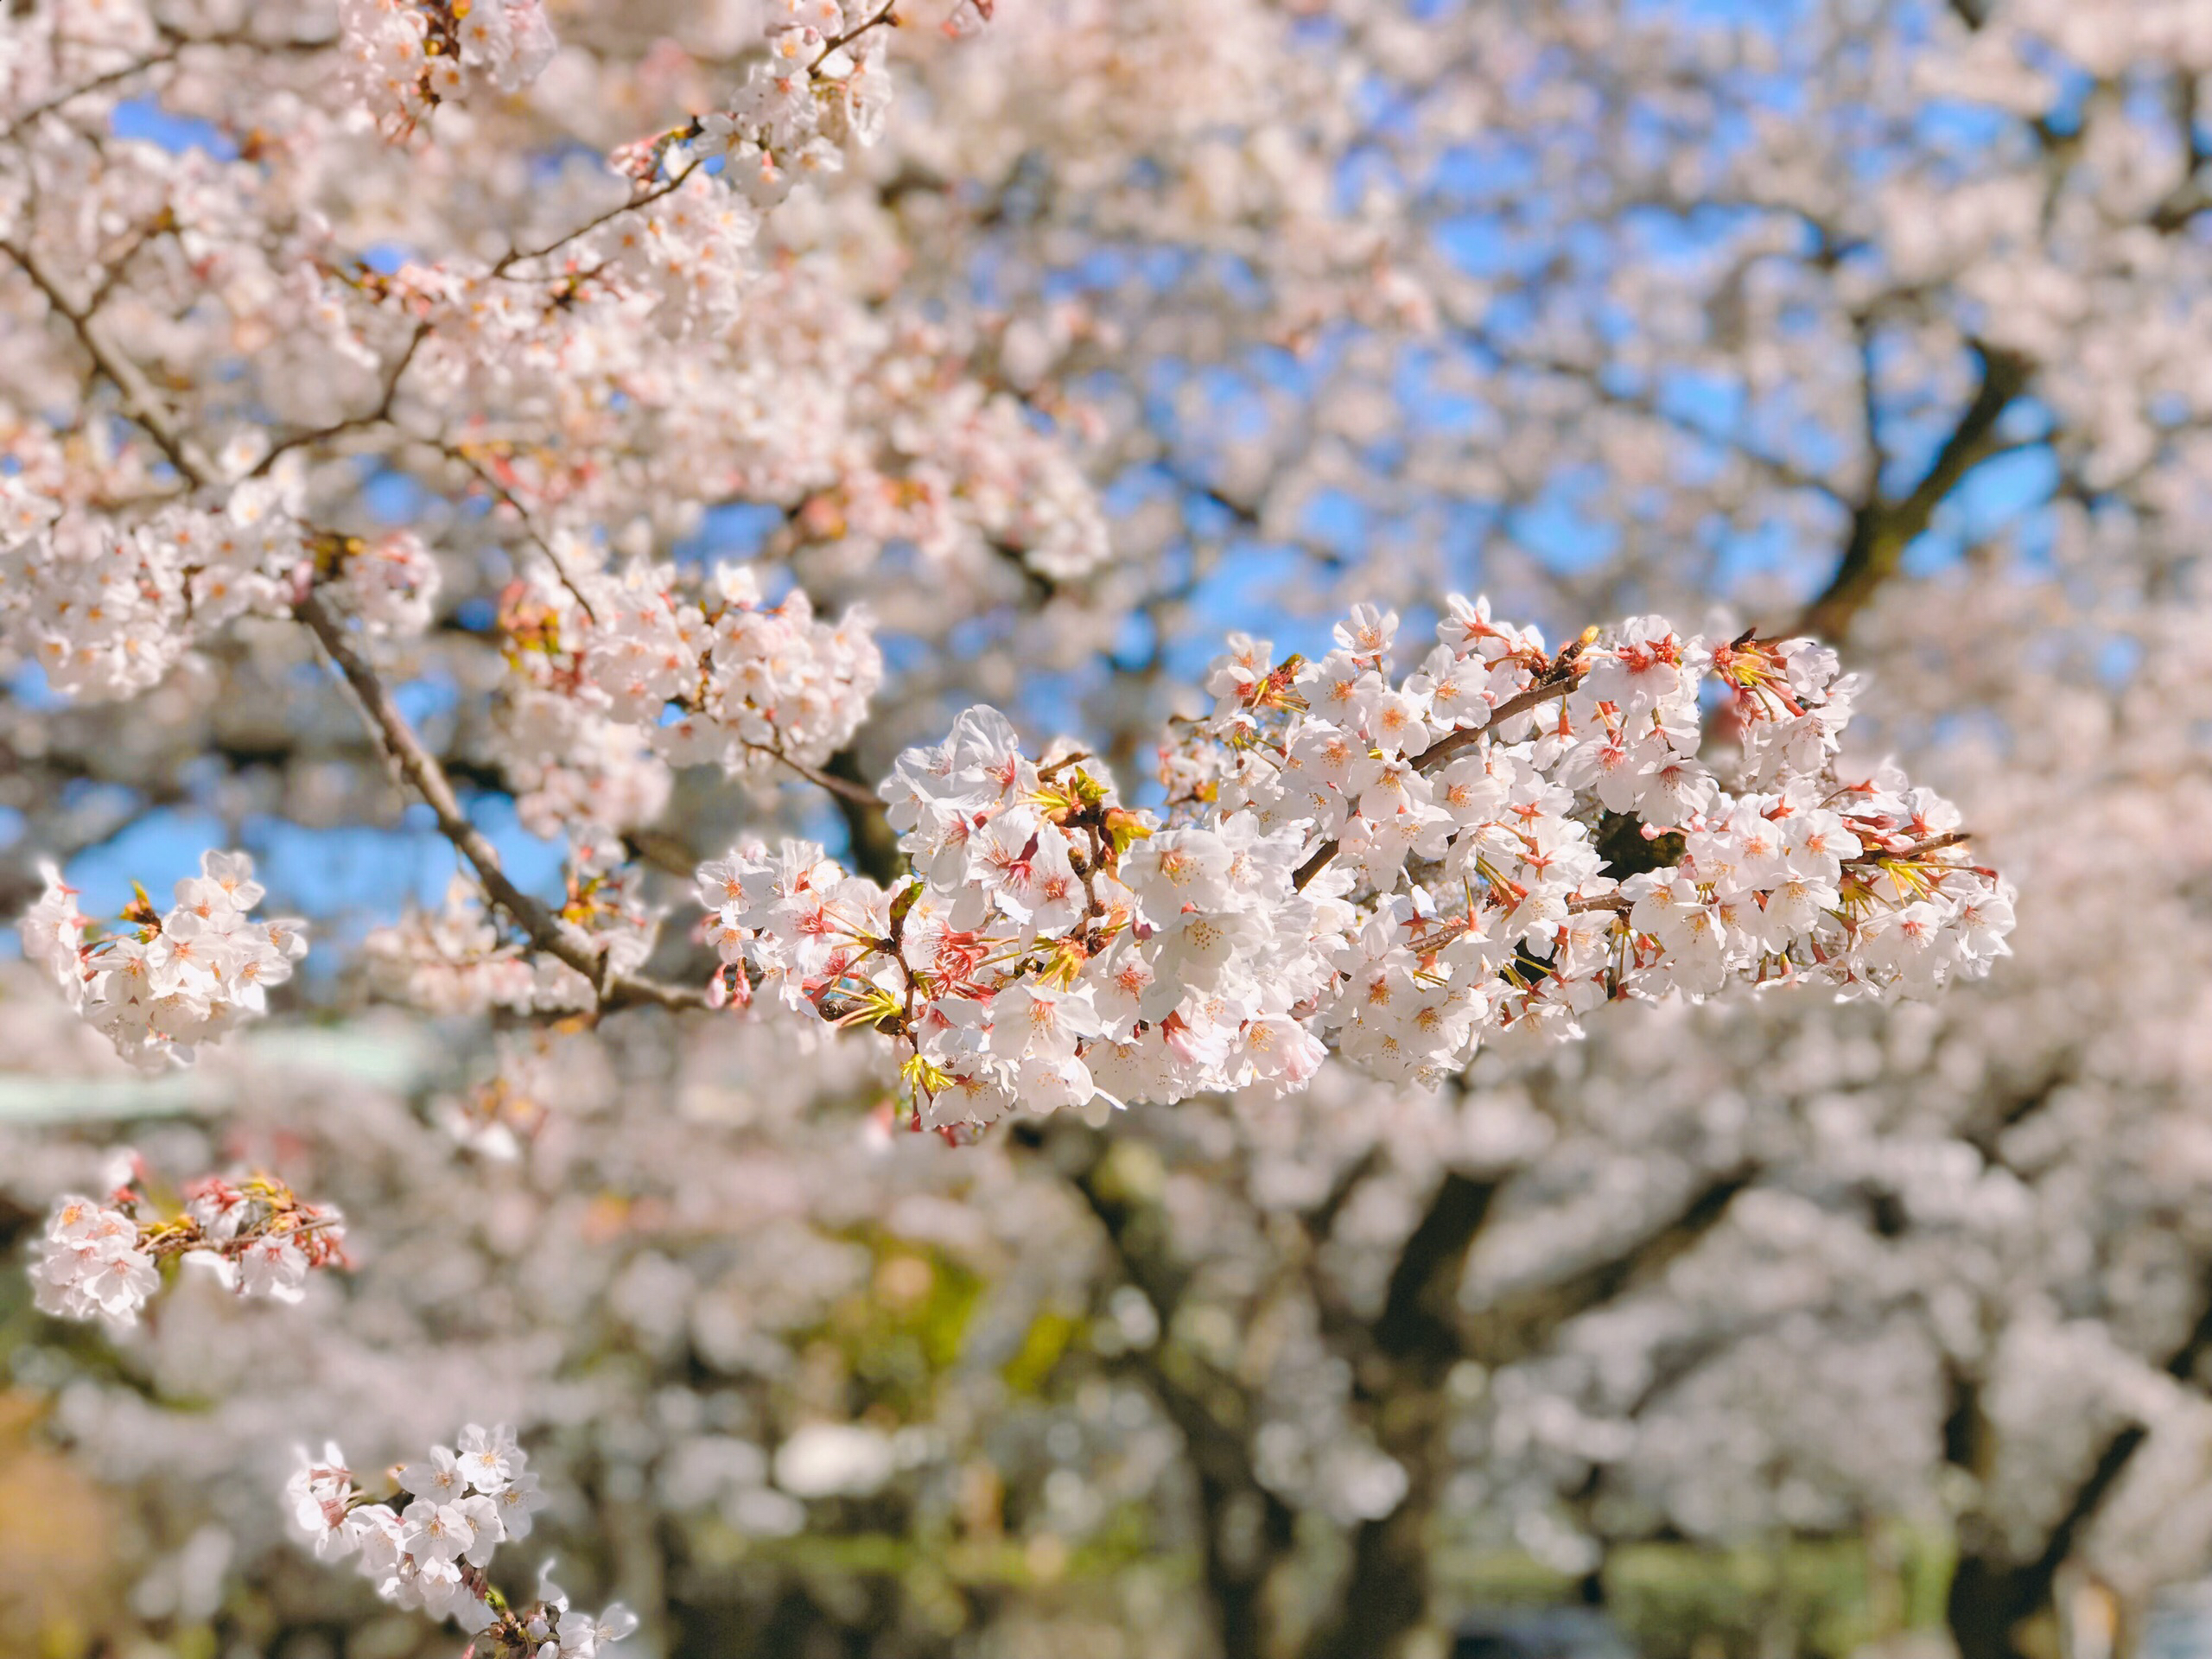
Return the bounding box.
[1864,830,1972,861]
[749,744,887,809]
[492,161,702,277]
[810,2,902,73]
[0,47,180,142]
[427,439,601,625]
[0,27,332,143]
[254,318,434,475]
[1507,830,1981,922]
[85,209,174,313]
[1567,893,1630,913]
[6,236,700,1014]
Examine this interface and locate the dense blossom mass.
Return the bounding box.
[697,601,2014,1125]
[498,556,883,832]
[0,474,438,701]
[364,849,661,1017]
[18,851,309,1071]
[340,0,560,140]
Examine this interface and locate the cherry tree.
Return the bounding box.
[0,1,2203,1658]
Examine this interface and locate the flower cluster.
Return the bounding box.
[364,849,658,1017]
[498,557,881,814]
[697,707,1353,1128]
[340,0,558,140]
[0,479,308,702]
[433,1030,568,1160]
[362,877,543,1015]
[32,1171,346,1329]
[496,686,673,841]
[695,2,903,209]
[285,1425,627,1653]
[697,601,2016,1119]
[19,852,310,1070]
[1181,603,2015,1059]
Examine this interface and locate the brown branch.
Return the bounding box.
[1371,1172,1504,1370]
[1300,1144,1385,1250]
[84,209,174,313]
[1301,1165,1754,1659]
[0,27,333,143]
[748,744,886,810]
[1465,327,1847,504]
[1039,1121,1294,1659]
[2149,69,2210,231]
[4,224,705,1020]
[0,47,181,141]
[810,2,902,73]
[3,238,214,482]
[828,747,906,884]
[296,589,707,1015]
[1290,1170,1504,1659]
[1796,341,2032,641]
[492,162,702,277]
[1464,1167,1757,1370]
[423,438,601,624]
[1946,1274,2212,1659]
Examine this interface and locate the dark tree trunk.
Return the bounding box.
[1304,1169,1754,1659]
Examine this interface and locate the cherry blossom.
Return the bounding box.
[31,1168,344,1328]
[365,848,659,1017]
[286,1426,620,1650]
[697,602,2013,1125]
[9,1,2202,1655]
[20,850,309,1070]
[339,0,559,142]
[498,555,883,798]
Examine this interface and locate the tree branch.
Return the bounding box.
[1945,1275,2212,1659]
[0,47,181,142]
[750,744,886,810]
[1301,1164,1753,1659]
[1796,340,2032,640]
[254,318,433,474]
[493,161,702,276]
[1466,330,1848,505]
[1462,1166,1756,1370]
[295,589,708,1014]
[3,238,215,482]
[828,747,905,884]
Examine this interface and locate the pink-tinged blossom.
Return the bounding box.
[19,851,308,1070]
[29,1171,344,1329]
[0,479,313,702]
[340,0,559,140]
[700,601,2013,1116]
[286,1430,628,1650]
